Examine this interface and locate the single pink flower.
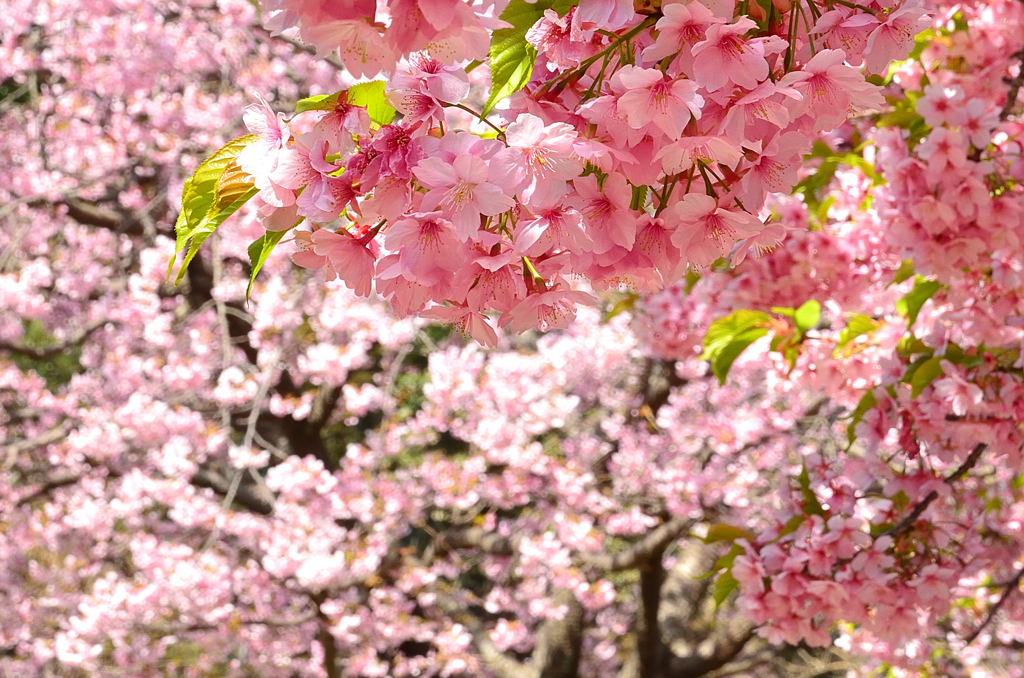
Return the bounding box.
[237,95,295,208]
[641,2,718,75]
[413,152,515,241]
[310,228,378,297]
[811,9,879,66]
[932,360,983,416]
[514,199,591,256]
[864,3,930,76]
[915,83,967,128]
[526,7,591,72]
[571,173,636,253]
[387,53,470,126]
[616,66,704,141]
[691,18,768,92]
[381,211,463,286]
[421,304,498,346]
[573,0,635,34]
[671,193,763,267]
[780,49,886,130]
[499,287,595,333]
[490,113,583,207]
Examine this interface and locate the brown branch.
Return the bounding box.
[0,318,111,360]
[59,197,149,236]
[634,557,668,678]
[433,592,534,678]
[530,589,584,678]
[251,24,346,71]
[1000,44,1024,121]
[883,443,987,539]
[310,592,341,678]
[667,622,756,678]
[142,613,316,634]
[439,527,516,556]
[2,423,71,467]
[16,469,84,506]
[965,563,1024,645]
[191,466,275,516]
[577,516,695,572]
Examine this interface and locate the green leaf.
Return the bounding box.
[847,389,878,444]
[246,228,291,298]
[295,92,339,113]
[834,314,882,356]
[892,259,915,285]
[604,292,638,321]
[895,276,942,328]
[794,299,820,334]
[797,463,825,516]
[169,136,258,283]
[295,82,396,125]
[347,81,397,126]
[704,523,756,544]
[702,309,772,385]
[711,543,744,573]
[703,309,772,356]
[897,335,932,357]
[909,355,944,397]
[484,0,575,116]
[712,570,739,609]
[778,515,807,539]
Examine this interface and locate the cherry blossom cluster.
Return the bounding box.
[233,0,929,343]
[4,0,1024,676]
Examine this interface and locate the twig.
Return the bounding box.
[2,423,71,470]
[883,443,987,539]
[577,515,694,572]
[251,24,346,72]
[0,318,111,360]
[965,563,1024,645]
[999,44,1024,121]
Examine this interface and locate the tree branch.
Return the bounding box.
[0,318,111,360]
[439,527,515,556]
[433,592,535,678]
[1000,44,1024,121]
[532,589,584,678]
[965,563,1024,645]
[191,466,275,516]
[3,423,71,468]
[577,516,695,572]
[883,443,987,539]
[15,469,83,506]
[666,622,756,678]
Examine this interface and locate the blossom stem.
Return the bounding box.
[538,17,657,95]
[827,0,881,17]
[446,102,505,138]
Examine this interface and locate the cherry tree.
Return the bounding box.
[1,0,1024,677]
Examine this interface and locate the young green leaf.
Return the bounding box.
[908,355,944,397]
[704,523,756,544]
[891,259,915,285]
[347,81,397,126]
[847,389,878,444]
[295,91,341,113]
[169,135,258,283]
[895,276,942,327]
[797,463,825,517]
[483,0,575,116]
[834,314,882,356]
[702,309,772,384]
[712,569,739,609]
[794,299,821,334]
[246,228,290,298]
